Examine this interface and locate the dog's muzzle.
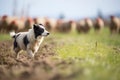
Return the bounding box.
[47,32,50,35]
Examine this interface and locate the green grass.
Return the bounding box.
[0,33,11,41]
[53,28,120,80]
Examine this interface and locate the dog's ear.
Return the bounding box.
[39,24,43,26]
[33,24,39,30]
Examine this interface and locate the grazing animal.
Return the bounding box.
[0,15,9,32]
[8,20,18,32]
[76,18,93,33]
[56,20,73,33]
[110,16,120,34]
[10,24,50,59]
[24,18,33,31]
[94,18,104,32]
[84,18,93,33]
[45,20,52,31]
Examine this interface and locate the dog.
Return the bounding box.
[10,24,50,59]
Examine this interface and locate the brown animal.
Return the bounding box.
[56,20,72,33]
[76,18,93,33]
[94,17,104,32]
[8,20,18,32]
[84,18,93,33]
[7,18,24,32]
[24,18,33,31]
[110,16,120,34]
[76,20,84,33]
[0,15,9,32]
[44,18,52,31]
[33,18,38,24]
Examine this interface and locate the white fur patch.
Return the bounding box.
[10,31,16,37]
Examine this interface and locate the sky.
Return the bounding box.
[0,0,120,19]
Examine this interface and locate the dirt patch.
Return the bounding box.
[0,39,82,80]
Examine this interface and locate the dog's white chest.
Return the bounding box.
[29,37,44,53]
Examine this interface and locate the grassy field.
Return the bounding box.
[54,29,120,80]
[0,28,120,80]
[0,33,11,41]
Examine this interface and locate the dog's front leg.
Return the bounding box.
[27,49,34,58]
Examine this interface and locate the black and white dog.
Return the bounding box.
[10,24,50,59]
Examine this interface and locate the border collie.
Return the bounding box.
[10,24,50,59]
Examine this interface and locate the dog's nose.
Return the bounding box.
[47,32,50,35]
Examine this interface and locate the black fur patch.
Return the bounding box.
[33,24,44,38]
[14,34,20,49]
[23,35,29,48]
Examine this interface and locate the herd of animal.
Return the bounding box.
[0,15,120,34]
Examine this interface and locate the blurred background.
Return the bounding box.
[0,1,120,80]
[0,0,120,34]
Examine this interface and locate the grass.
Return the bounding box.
[0,28,120,80]
[53,28,120,80]
[0,33,11,41]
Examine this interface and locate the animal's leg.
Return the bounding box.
[14,48,20,59]
[27,49,34,58]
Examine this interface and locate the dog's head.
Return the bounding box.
[33,24,50,38]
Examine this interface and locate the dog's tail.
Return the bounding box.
[10,31,16,38]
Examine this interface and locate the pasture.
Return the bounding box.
[0,28,120,80]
